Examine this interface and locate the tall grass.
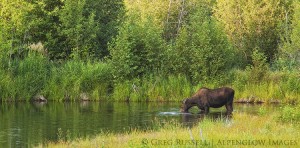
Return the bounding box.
[0,52,112,101]
[0,52,49,101]
[1,52,300,103]
[112,69,300,103]
[232,70,300,103]
[43,60,112,101]
[112,75,193,102]
[0,68,15,101]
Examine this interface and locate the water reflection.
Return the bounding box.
[0,102,277,147]
[180,111,233,127]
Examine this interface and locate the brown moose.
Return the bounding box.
[180,87,234,115]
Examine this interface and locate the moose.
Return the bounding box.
[180,87,234,115]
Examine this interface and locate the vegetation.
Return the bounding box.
[1,0,300,103]
[41,111,300,148]
[214,0,293,63]
[2,1,300,147]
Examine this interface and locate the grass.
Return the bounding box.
[40,110,300,148]
[279,105,300,123]
[43,59,112,101]
[112,75,193,102]
[0,53,299,103]
[231,69,300,103]
[111,70,300,103]
[0,53,112,102]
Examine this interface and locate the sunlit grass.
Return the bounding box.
[41,111,300,148]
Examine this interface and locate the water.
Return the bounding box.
[0,102,278,147]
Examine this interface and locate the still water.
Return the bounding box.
[0,102,278,147]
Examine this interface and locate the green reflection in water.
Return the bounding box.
[0,102,276,147]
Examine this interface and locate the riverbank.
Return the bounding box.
[1,55,299,103]
[40,111,300,148]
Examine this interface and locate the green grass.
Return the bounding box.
[1,53,300,103]
[279,105,300,123]
[0,52,50,101]
[43,60,112,101]
[0,53,112,102]
[232,70,300,103]
[112,75,192,102]
[39,111,300,148]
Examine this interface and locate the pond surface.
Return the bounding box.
[0,102,279,147]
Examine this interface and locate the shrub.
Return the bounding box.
[247,49,269,83]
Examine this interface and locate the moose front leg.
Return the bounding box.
[204,106,210,114]
[198,105,209,114]
[197,105,205,114]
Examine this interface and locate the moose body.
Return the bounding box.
[181,87,234,114]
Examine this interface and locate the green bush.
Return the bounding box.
[246,49,269,83]
[108,12,166,81]
[165,2,235,84]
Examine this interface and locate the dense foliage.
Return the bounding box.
[0,0,299,102]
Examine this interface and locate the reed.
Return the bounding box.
[43,60,112,101]
[232,70,300,103]
[0,52,49,101]
[0,53,112,102]
[111,75,193,102]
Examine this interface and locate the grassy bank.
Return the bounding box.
[40,109,300,148]
[232,70,300,104]
[0,54,299,103]
[0,53,112,102]
[112,70,300,103]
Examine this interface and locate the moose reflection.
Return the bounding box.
[180,111,233,127]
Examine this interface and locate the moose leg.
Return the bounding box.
[204,106,210,114]
[225,102,233,115]
[197,106,205,114]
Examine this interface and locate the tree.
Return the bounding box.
[0,0,33,66]
[22,0,124,60]
[214,0,293,63]
[168,1,235,83]
[279,1,300,69]
[85,0,124,58]
[58,0,98,60]
[109,11,166,81]
[25,0,63,59]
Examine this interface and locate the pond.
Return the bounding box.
[0,102,279,147]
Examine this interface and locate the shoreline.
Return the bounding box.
[38,112,300,148]
[0,98,296,104]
